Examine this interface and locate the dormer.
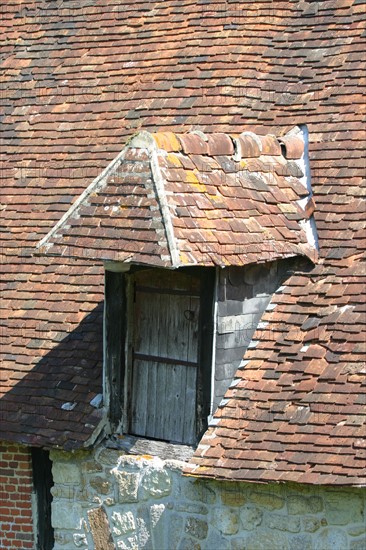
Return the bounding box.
[37,128,318,446]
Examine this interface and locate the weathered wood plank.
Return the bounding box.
[106,434,195,462]
[130,359,148,435]
[129,268,212,444]
[105,270,126,429]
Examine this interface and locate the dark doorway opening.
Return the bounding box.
[31,448,54,550]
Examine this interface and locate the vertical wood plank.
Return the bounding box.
[130,268,209,444]
[105,271,126,429]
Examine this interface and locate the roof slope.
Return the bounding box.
[187,261,366,485]
[38,129,317,267]
[1,0,365,471]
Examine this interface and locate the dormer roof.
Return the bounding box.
[38,128,318,267]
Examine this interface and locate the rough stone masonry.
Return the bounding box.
[50,446,366,550]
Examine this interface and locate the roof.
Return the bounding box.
[38,128,317,267]
[186,260,366,485]
[1,0,365,480]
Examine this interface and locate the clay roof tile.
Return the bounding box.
[259,135,282,156]
[238,133,262,158]
[279,134,305,160]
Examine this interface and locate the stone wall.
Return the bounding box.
[51,446,366,550]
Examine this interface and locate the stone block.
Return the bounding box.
[82,460,103,474]
[221,486,246,507]
[183,480,216,504]
[314,527,348,550]
[348,524,366,537]
[250,491,285,510]
[245,528,289,550]
[112,511,136,536]
[53,462,81,484]
[213,508,239,535]
[178,537,201,550]
[287,495,323,515]
[231,537,249,550]
[168,513,184,550]
[134,505,152,549]
[53,531,74,548]
[90,476,111,495]
[88,507,115,549]
[137,517,151,549]
[350,539,366,550]
[205,529,231,550]
[303,517,321,532]
[150,503,165,527]
[116,534,139,549]
[51,483,77,500]
[52,500,83,530]
[324,492,363,525]
[113,471,139,503]
[288,534,313,550]
[240,507,263,530]
[266,513,301,533]
[142,468,171,498]
[185,517,208,540]
[73,533,88,547]
[176,502,208,515]
[97,448,124,465]
[149,504,165,549]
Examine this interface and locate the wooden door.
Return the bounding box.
[130,269,201,444]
